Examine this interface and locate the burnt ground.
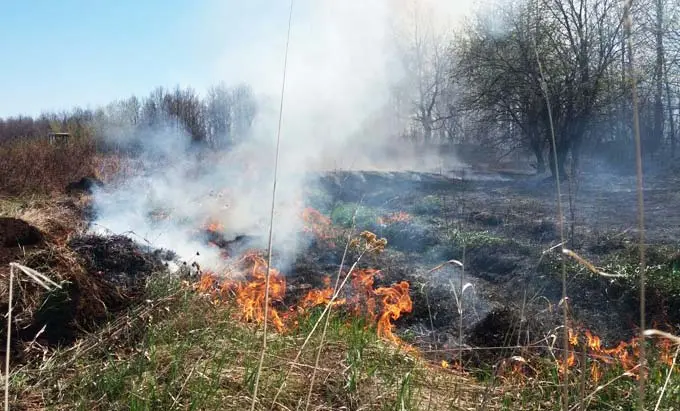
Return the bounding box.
[295,167,680,365]
[6,167,678,370]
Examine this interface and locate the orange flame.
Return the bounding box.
[302,207,336,247]
[375,281,413,344]
[230,253,286,332]
[351,268,381,322]
[569,328,579,346]
[196,272,217,293]
[585,330,602,351]
[558,350,576,376]
[591,361,602,384]
[549,327,679,384]
[300,288,346,308]
[194,259,413,347]
[204,219,224,233]
[377,211,412,225]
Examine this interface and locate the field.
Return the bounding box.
[1,139,680,410]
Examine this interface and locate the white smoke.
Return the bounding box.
[90,0,476,271]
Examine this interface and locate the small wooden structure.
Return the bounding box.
[47,132,71,146]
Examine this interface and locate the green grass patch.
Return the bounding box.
[330,202,381,228]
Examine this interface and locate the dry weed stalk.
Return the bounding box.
[4,263,60,411]
[561,248,626,278]
[249,1,294,409]
[623,0,648,407]
[303,223,354,411]
[531,1,569,406]
[651,339,679,411]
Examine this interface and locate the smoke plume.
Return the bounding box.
[91,0,474,271]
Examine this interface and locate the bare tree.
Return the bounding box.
[457,0,624,178]
[392,2,457,145]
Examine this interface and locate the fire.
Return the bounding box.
[375,281,413,344]
[300,287,345,308]
[204,219,224,233]
[194,256,413,346]
[351,268,381,322]
[193,208,413,350]
[196,271,217,293]
[233,253,286,332]
[591,361,602,384]
[377,211,412,225]
[585,330,602,351]
[569,328,579,346]
[547,327,679,385]
[302,207,336,247]
[558,350,576,375]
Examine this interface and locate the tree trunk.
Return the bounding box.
[423,121,433,145]
[664,59,676,158]
[531,141,546,174]
[653,0,665,156]
[548,140,568,181]
[570,141,581,178]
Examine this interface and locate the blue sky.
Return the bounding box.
[0,0,293,117]
[0,1,476,118]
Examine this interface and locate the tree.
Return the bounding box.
[457,0,624,178]
[391,1,459,144]
[205,83,233,147]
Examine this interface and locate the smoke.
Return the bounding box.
[90,0,475,271]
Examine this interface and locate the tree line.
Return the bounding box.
[396,0,680,177]
[2,0,679,178]
[0,83,257,151]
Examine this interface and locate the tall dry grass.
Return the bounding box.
[0,137,96,196]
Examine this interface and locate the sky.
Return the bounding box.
[0,0,478,118]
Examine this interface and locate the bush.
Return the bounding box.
[0,136,96,195]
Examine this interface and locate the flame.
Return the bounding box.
[558,350,576,376]
[549,327,677,384]
[223,252,287,332]
[192,223,412,349]
[375,281,413,344]
[569,328,579,346]
[302,207,336,247]
[351,268,381,322]
[300,287,346,308]
[194,258,412,346]
[196,272,217,293]
[591,361,602,384]
[204,219,224,233]
[377,211,412,225]
[585,330,602,351]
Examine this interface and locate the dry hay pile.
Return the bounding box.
[0,196,170,362]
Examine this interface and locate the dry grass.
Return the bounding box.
[0,195,90,244]
[0,195,142,371]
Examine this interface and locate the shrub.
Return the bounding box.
[0,136,96,195]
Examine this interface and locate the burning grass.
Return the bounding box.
[12,267,678,410]
[6,172,680,409]
[9,276,485,411]
[193,245,413,346]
